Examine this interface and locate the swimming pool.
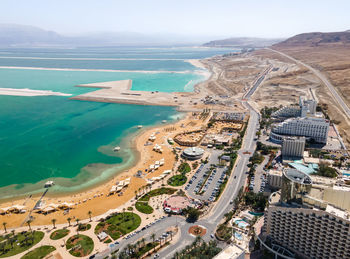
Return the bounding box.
[235,232,243,240]
[235,219,249,229]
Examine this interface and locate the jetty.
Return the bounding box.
[70,80,202,108]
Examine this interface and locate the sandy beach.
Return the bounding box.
[0,59,210,229]
[0,112,206,228]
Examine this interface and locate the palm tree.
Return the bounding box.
[135,240,140,251]
[134,190,138,199]
[75,218,80,226]
[141,237,145,247]
[51,218,57,229]
[194,236,201,247]
[127,244,133,254]
[151,233,156,243]
[122,208,126,221]
[67,217,72,227]
[26,219,32,232]
[88,211,92,222]
[174,251,179,259]
[2,222,7,233]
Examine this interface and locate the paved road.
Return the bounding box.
[268,48,350,120]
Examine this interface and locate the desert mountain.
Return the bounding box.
[273,30,350,47]
[203,37,283,48]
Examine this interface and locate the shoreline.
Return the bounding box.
[0,59,208,228]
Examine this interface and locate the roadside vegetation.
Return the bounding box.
[50,228,70,240]
[135,187,176,214]
[171,237,221,259]
[21,245,56,259]
[95,212,141,240]
[0,231,44,258]
[66,234,94,257]
[183,207,201,223]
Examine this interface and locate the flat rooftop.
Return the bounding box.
[284,168,312,185]
[213,244,245,259]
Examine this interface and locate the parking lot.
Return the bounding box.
[185,150,227,201]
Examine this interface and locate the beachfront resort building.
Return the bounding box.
[258,168,350,259]
[281,136,305,159]
[270,116,330,144]
[272,96,317,119]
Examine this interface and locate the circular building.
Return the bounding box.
[163,195,191,214]
[181,147,204,160]
[281,168,312,204]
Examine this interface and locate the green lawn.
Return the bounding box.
[77,223,91,232]
[21,245,56,259]
[50,229,70,240]
[135,202,154,214]
[136,187,176,214]
[0,231,44,258]
[95,212,141,240]
[178,162,191,173]
[168,174,187,186]
[66,234,94,257]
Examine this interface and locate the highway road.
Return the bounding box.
[268,48,350,120]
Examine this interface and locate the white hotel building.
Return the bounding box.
[270,116,330,144]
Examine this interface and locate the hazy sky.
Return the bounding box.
[2,0,349,38]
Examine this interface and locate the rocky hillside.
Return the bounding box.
[273,30,350,47]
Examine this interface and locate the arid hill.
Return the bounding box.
[203,37,283,48]
[274,30,350,47]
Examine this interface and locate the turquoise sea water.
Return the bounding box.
[0,47,236,199]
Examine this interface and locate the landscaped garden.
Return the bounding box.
[50,228,70,240]
[77,223,91,232]
[0,231,44,258]
[21,245,56,259]
[135,187,176,214]
[167,174,187,186]
[178,162,191,173]
[66,234,94,257]
[95,212,141,240]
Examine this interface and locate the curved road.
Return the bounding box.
[268,48,350,120]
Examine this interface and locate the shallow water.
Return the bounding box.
[0,46,236,198]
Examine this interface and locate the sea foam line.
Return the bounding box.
[0,87,72,97]
[0,66,201,74]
